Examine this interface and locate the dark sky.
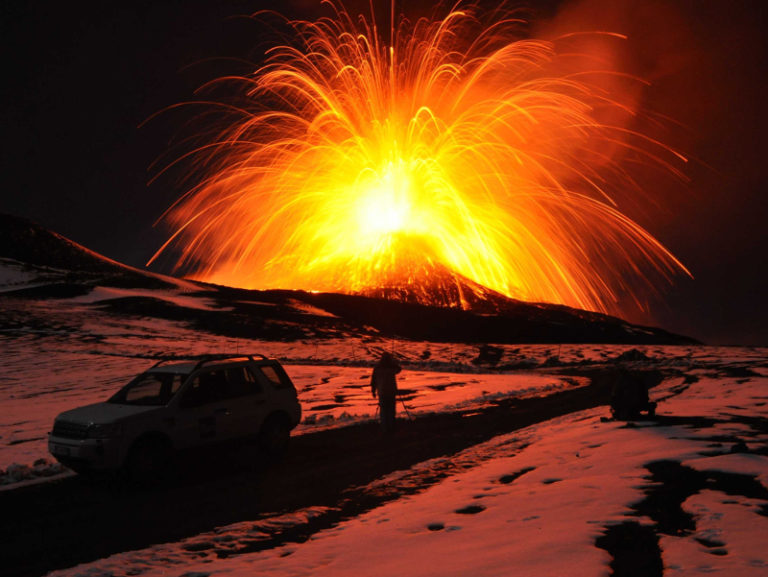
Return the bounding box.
[2,0,767,345]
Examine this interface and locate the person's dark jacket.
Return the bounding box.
[371,354,401,400]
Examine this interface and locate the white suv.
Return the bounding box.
[48,354,302,479]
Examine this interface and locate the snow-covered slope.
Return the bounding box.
[0,213,696,344]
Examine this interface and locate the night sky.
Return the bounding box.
[2,0,767,345]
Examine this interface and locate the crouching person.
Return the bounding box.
[371,352,402,432]
[610,369,661,420]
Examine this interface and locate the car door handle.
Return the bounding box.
[215,408,230,415]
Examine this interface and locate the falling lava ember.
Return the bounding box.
[150,1,691,315]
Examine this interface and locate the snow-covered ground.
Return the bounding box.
[1,289,730,483]
[1,281,767,576]
[3,291,759,484]
[40,362,768,577]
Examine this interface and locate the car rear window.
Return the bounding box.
[254,364,294,390]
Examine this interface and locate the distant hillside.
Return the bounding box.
[0,213,175,289]
[0,213,698,345]
[0,213,129,272]
[302,291,698,345]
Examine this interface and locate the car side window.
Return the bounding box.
[180,369,227,408]
[225,366,263,398]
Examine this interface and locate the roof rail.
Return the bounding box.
[151,353,269,370]
[192,353,268,372]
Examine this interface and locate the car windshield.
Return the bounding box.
[108,372,186,406]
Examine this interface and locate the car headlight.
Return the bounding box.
[88,423,123,439]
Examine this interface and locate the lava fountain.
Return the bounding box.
[150,1,691,315]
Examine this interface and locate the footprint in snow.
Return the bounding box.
[455,505,486,515]
[498,466,535,484]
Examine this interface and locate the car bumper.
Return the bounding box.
[48,435,123,471]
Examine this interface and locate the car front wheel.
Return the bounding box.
[125,437,172,484]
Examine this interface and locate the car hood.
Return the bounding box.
[56,402,162,425]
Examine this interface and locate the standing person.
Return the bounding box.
[371,352,402,432]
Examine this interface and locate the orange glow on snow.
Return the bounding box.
[151,1,690,314]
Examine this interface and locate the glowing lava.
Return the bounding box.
[151,1,690,315]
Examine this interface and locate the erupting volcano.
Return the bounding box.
[151,1,690,316]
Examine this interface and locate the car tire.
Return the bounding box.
[66,464,97,480]
[258,414,291,458]
[125,437,172,484]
